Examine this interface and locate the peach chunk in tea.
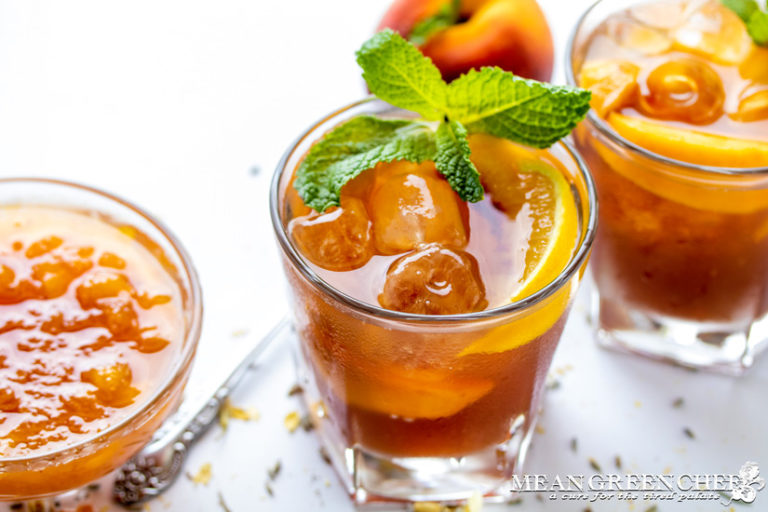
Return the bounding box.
[0,206,184,456]
[580,0,768,145]
[284,134,580,456]
[576,0,768,322]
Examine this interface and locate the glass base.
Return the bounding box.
[593,292,768,375]
[346,438,529,505]
[291,332,533,506]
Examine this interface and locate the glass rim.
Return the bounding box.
[0,177,204,464]
[564,0,768,176]
[269,97,598,324]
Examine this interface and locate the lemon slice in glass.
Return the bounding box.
[459,135,579,356]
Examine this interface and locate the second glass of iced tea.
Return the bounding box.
[270,99,596,504]
[568,0,768,373]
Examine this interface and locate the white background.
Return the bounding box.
[0,0,766,511]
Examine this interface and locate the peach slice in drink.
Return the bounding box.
[740,47,768,84]
[731,89,768,122]
[637,58,725,124]
[578,60,640,122]
[336,359,495,420]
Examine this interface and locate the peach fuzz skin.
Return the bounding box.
[378,0,554,82]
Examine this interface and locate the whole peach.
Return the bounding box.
[378,0,554,82]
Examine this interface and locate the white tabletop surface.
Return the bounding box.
[0,0,766,511]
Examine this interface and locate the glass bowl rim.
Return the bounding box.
[564,0,768,176]
[0,176,203,464]
[269,97,598,323]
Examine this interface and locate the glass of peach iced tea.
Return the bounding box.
[271,31,596,504]
[568,0,768,373]
[0,179,202,500]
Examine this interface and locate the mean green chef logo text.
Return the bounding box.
[511,461,765,505]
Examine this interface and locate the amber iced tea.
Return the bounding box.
[271,100,596,502]
[569,0,768,371]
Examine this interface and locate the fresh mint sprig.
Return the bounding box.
[357,29,448,121]
[295,29,591,212]
[435,120,483,202]
[409,0,461,46]
[722,0,768,46]
[447,67,592,148]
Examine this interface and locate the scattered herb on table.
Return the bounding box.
[217,491,232,512]
[267,460,282,481]
[284,411,301,433]
[319,446,332,465]
[188,462,212,486]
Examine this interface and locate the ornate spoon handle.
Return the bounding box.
[113,317,291,505]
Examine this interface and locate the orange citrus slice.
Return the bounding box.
[590,113,768,214]
[458,282,575,357]
[608,112,768,168]
[459,134,579,356]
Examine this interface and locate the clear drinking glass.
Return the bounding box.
[567,0,768,374]
[0,178,203,499]
[270,98,597,504]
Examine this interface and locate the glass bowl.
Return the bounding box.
[0,178,203,499]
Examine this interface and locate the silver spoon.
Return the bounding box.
[113,317,291,505]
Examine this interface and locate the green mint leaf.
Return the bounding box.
[446,67,591,149]
[747,8,768,45]
[356,29,448,121]
[409,0,461,46]
[434,120,483,202]
[721,0,759,23]
[294,116,437,212]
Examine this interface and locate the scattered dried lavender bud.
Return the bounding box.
[217,491,232,512]
[300,413,315,432]
[319,446,332,465]
[268,460,282,481]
